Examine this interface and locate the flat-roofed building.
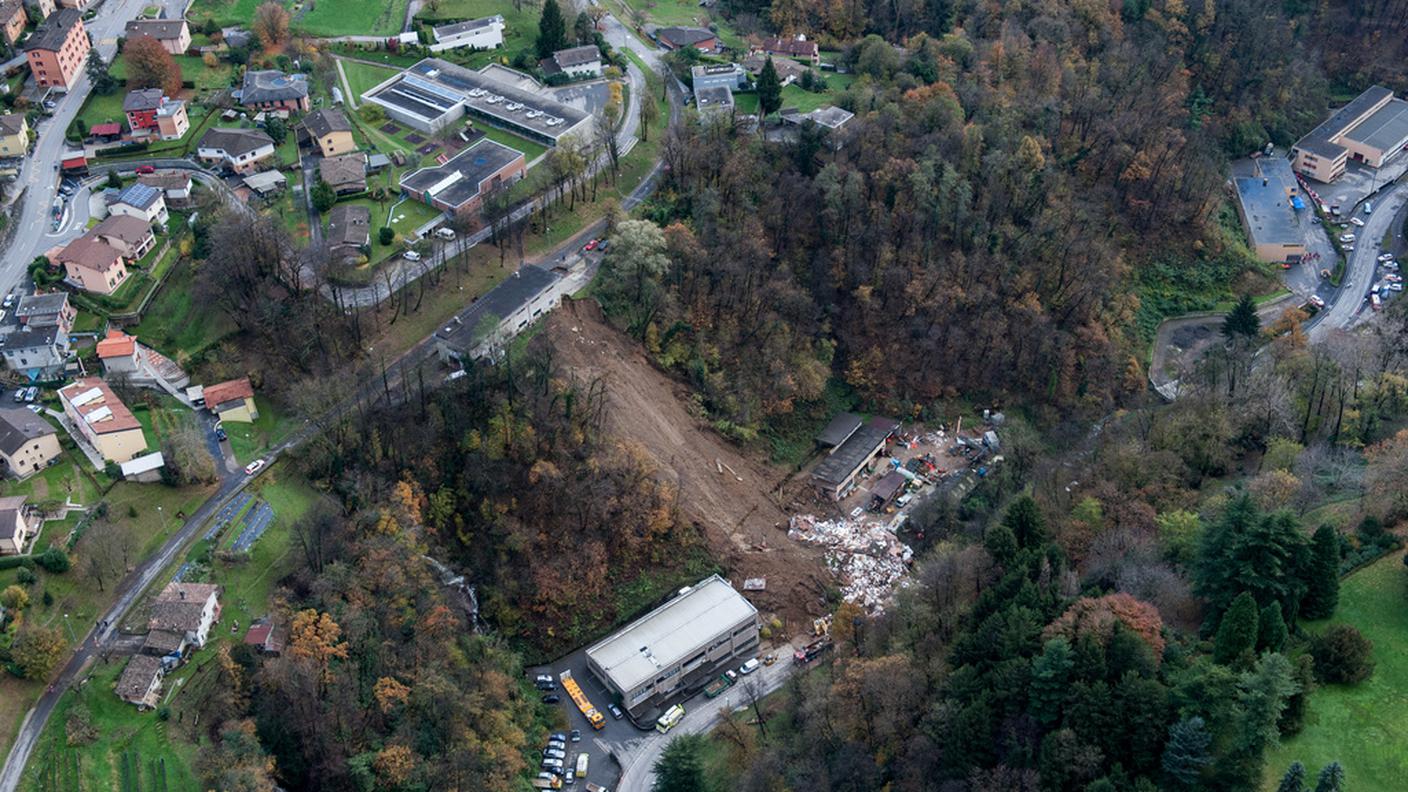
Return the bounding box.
[1234,157,1306,264]
[434,264,563,362]
[695,85,734,117]
[585,575,759,719]
[811,414,898,499]
[1293,86,1408,182]
[400,137,525,216]
[362,58,592,145]
[691,62,747,93]
[429,14,504,53]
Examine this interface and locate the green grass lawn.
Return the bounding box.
[223,401,296,465]
[335,193,444,266]
[296,0,409,36]
[478,125,548,161]
[209,473,319,627]
[340,58,401,103]
[733,73,855,115]
[1263,551,1408,789]
[131,260,238,366]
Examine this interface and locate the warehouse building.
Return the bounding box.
[1292,86,1408,183]
[585,575,759,720]
[1233,156,1305,264]
[434,265,565,363]
[362,58,591,145]
[812,413,899,499]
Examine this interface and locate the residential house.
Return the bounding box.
[302,107,355,157]
[326,204,370,258]
[0,496,32,555]
[0,0,25,48]
[92,213,156,260]
[542,45,602,80]
[400,138,525,216]
[318,152,366,195]
[115,655,164,709]
[695,85,734,116]
[202,377,257,423]
[95,329,140,374]
[691,62,747,93]
[6,292,76,377]
[138,171,193,205]
[242,169,286,198]
[429,14,504,53]
[0,409,60,480]
[124,89,189,140]
[122,17,191,55]
[742,52,804,86]
[753,36,820,65]
[0,113,27,157]
[220,26,251,48]
[109,182,168,227]
[56,235,129,294]
[197,127,276,174]
[238,70,309,112]
[148,581,221,650]
[24,8,89,90]
[656,26,717,52]
[58,377,146,463]
[243,620,284,655]
[26,0,54,20]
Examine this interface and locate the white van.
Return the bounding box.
[576,753,589,778]
[436,227,456,240]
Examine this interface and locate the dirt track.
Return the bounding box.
[549,300,831,628]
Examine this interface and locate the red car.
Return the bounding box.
[134,165,156,174]
[583,239,598,251]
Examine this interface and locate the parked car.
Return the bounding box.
[1379,253,1396,262]
[583,239,598,251]
[724,669,738,682]
[1,293,12,309]
[762,653,778,666]
[24,387,37,403]
[135,165,156,174]
[1386,274,1402,283]
[1372,293,1382,310]
[11,389,24,403]
[596,239,609,251]
[542,758,565,771]
[1389,283,1405,292]
[549,732,567,743]
[542,694,561,704]
[1340,233,1356,243]
[1307,295,1325,309]
[244,459,266,475]
[435,227,456,240]
[403,250,422,262]
[1350,217,1365,227]
[543,748,566,760]
[739,658,760,675]
[1345,245,1354,251]
[570,729,581,742]
[608,704,624,719]
[215,426,227,441]
[1365,201,1373,214]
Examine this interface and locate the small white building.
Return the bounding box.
[109,182,169,228]
[546,45,602,79]
[429,15,505,53]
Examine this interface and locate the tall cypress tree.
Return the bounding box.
[536,0,568,58]
[1258,601,1287,652]
[1222,293,1261,340]
[1276,762,1306,792]
[757,55,782,117]
[1301,524,1340,619]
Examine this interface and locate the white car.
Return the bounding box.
[1390,283,1405,292]
[435,227,456,240]
[1385,274,1402,283]
[1308,295,1325,309]
[543,748,566,760]
[244,459,266,475]
[1340,233,1356,243]
[1378,253,1396,262]
[1350,217,1366,227]
[403,250,422,262]
[739,658,760,675]
[1344,245,1354,251]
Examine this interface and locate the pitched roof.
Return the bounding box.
[432,14,503,40]
[242,170,286,193]
[657,26,715,47]
[760,36,818,57]
[0,0,23,22]
[96,329,137,358]
[90,122,123,137]
[115,655,164,701]
[202,377,253,408]
[58,235,124,273]
[0,113,25,137]
[0,504,26,542]
[93,214,153,248]
[0,326,60,353]
[58,377,141,435]
[14,293,69,321]
[327,204,370,248]
[123,18,188,40]
[240,70,308,105]
[138,171,192,192]
[24,8,81,53]
[303,107,352,139]
[114,182,163,211]
[123,88,165,113]
[0,407,55,456]
[199,127,274,158]
[553,45,601,68]
[318,152,367,189]
[142,628,186,655]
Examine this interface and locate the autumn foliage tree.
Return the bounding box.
[252,1,290,49]
[1044,592,1167,662]
[123,35,183,97]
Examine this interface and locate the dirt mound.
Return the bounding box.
[548,299,832,631]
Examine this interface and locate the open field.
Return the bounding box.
[131,260,239,367]
[190,0,407,36]
[1263,551,1408,789]
[223,401,298,464]
[339,58,400,102]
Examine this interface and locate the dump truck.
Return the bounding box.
[793,636,833,665]
[559,671,606,730]
[704,674,733,698]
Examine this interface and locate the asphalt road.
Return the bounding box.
[1308,179,1408,340]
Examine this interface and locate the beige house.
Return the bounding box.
[57,234,130,294]
[203,377,257,423]
[0,407,61,480]
[123,18,190,55]
[303,108,355,158]
[92,214,155,260]
[0,495,34,555]
[58,377,147,463]
[0,113,28,157]
[148,581,221,649]
[116,655,164,709]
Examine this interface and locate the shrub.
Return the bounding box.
[16,567,36,586]
[36,547,70,574]
[379,226,395,246]
[1309,625,1375,684]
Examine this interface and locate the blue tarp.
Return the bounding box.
[1291,195,1306,210]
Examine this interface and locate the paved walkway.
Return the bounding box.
[44,408,105,470]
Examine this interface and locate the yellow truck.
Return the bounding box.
[559,671,606,730]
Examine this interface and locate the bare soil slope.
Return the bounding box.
[549,299,831,627]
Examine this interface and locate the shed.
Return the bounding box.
[869,471,906,508]
[816,413,863,448]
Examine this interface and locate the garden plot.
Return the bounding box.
[205,491,253,541]
[230,500,275,553]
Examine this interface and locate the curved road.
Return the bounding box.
[1308,179,1408,340]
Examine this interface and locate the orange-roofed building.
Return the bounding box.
[203,377,257,423]
[96,329,141,374]
[57,377,146,463]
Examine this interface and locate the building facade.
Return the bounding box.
[429,14,504,53]
[202,377,258,423]
[1293,86,1408,183]
[58,377,147,462]
[24,8,89,90]
[302,107,355,157]
[399,137,525,216]
[57,235,130,294]
[0,408,61,479]
[122,18,190,54]
[0,0,26,47]
[198,128,276,173]
[0,113,27,157]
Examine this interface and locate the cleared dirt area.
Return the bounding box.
[549,300,832,630]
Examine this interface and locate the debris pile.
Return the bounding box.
[788,515,914,612]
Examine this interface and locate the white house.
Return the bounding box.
[146,581,221,655]
[429,15,504,52]
[108,182,168,227]
[546,45,602,79]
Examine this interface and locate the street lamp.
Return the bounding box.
[62,613,75,643]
